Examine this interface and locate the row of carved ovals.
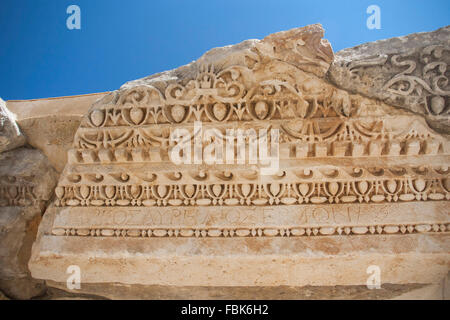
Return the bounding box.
[52,223,450,238]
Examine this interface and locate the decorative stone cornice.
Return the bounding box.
[29,24,450,288]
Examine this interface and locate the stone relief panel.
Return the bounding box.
[328,25,450,133]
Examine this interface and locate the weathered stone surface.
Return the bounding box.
[0,148,58,299]
[6,93,108,172]
[28,23,450,293]
[28,272,450,300]
[0,98,26,153]
[44,281,446,300]
[0,278,46,300]
[392,273,449,300]
[328,26,450,134]
[0,207,41,278]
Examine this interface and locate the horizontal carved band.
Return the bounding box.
[74,117,446,154]
[84,67,360,128]
[60,166,449,185]
[68,140,445,165]
[52,222,450,238]
[54,178,450,207]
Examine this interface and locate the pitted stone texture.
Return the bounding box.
[328,26,450,134]
[0,148,58,299]
[0,98,25,153]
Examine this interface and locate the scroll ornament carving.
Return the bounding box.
[346,45,449,117]
[382,46,449,116]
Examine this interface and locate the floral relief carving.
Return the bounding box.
[329,32,450,133]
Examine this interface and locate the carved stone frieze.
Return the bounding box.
[29,24,450,288]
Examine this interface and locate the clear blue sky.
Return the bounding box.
[1,0,449,100]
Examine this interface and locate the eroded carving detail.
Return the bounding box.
[0,176,40,207]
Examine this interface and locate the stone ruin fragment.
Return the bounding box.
[0,24,448,299]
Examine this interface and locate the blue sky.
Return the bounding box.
[0,0,449,100]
